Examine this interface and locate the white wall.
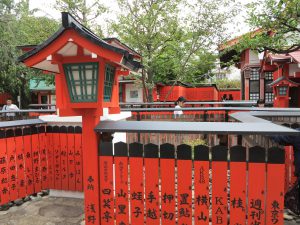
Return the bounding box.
[249,50,260,65]
[125,83,143,102]
[289,63,300,77]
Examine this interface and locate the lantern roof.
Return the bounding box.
[18,12,141,73]
[268,76,300,87]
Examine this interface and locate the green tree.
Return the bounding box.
[112,0,237,102]
[54,0,107,36]
[236,0,300,54]
[0,0,59,106]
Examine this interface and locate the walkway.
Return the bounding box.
[0,196,84,225]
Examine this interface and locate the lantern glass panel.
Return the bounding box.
[278,86,288,96]
[63,62,99,102]
[103,64,116,102]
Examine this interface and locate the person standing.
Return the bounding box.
[2,99,19,120]
[174,96,186,118]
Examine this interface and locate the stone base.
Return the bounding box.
[49,190,84,199]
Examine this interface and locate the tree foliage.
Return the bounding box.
[112,0,237,101]
[0,0,59,106]
[54,0,107,36]
[235,0,300,54]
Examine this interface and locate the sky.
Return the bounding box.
[29,0,257,39]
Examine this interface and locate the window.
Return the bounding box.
[278,86,288,96]
[103,64,116,102]
[264,72,274,102]
[249,69,260,100]
[63,62,99,102]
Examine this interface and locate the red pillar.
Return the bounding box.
[82,110,101,225]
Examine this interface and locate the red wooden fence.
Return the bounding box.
[0,125,83,206]
[98,142,285,225]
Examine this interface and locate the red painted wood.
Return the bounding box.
[31,128,41,193]
[211,161,228,225]
[194,160,210,225]
[15,129,26,199]
[23,128,34,196]
[67,127,76,191]
[39,127,48,190]
[266,148,285,225]
[6,130,18,201]
[0,132,9,204]
[60,127,69,190]
[145,157,159,225]
[114,156,129,225]
[230,162,246,224]
[248,163,266,225]
[99,155,114,225]
[74,127,83,192]
[46,127,55,189]
[129,157,144,224]
[177,159,192,225]
[160,158,176,225]
[53,126,61,190]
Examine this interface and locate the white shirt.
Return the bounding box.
[2,104,19,117]
[174,105,183,117]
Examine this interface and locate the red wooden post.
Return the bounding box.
[74,126,83,192]
[53,126,61,190]
[15,128,26,199]
[23,127,34,196]
[211,145,228,225]
[266,147,285,225]
[60,126,69,190]
[248,146,266,225]
[67,126,76,191]
[177,144,192,225]
[83,113,101,225]
[114,142,129,225]
[144,143,160,225]
[38,126,48,190]
[31,126,41,193]
[129,143,144,224]
[194,145,209,225]
[0,130,9,205]
[229,146,247,225]
[160,143,176,225]
[46,126,55,189]
[99,135,114,225]
[6,129,18,201]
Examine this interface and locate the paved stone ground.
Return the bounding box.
[0,196,84,225]
[0,196,299,225]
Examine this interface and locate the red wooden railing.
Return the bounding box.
[98,141,285,225]
[0,125,83,206]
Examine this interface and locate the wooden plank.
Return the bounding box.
[114,142,129,225]
[144,143,160,225]
[0,130,9,204]
[266,147,285,225]
[99,141,114,225]
[6,129,18,201]
[160,143,176,225]
[248,146,266,225]
[129,143,144,225]
[23,127,34,196]
[177,144,192,225]
[38,126,48,190]
[53,126,61,190]
[67,126,76,191]
[211,145,228,225]
[60,126,68,190]
[46,126,54,189]
[31,126,41,193]
[74,126,83,192]
[229,146,247,225]
[15,128,26,198]
[194,145,210,225]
